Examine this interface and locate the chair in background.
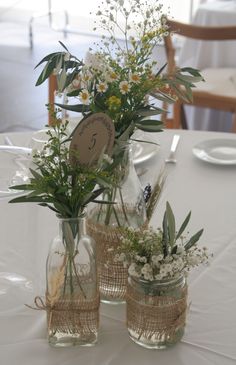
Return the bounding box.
[163,20,236,132]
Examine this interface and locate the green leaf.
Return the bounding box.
[136,123,163,132]
[64,60,82,70]
[150,91,176,103]
[9,184,32,191]
[38,203,59,213]
[166,202,175,248]
[54,202,72,216]
[177,74,203,83]
[180,67,202,76]
[58,40,70,52]
[162,211,169,257]
[83,187,106,206]
[137,109,164,117]
[96,177,112,188]
[136,119,163,126]
[29,168,42,180]
[63,221,76,253]
[34,52,62,69]
[184,228,204,251]
[36,59,57,86]
[9,195,49,204]
[176,211,191,240]
[57,68,67,92]
[93,199,116,204]
[155,62,167,77]
[169,84,191,103]
[55,103,91,113]
[66,89,81,97]
[130,138,159,146]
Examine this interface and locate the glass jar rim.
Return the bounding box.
[57,214,86,223]
[129,274,185,287]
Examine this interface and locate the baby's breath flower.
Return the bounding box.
[117,203,209,282]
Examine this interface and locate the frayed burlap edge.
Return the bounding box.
[126,282,188,342]
[29,294,100,336]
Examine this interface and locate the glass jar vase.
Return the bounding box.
[126,275,187,349]
[87,143,147,304]
[46,217,99,347]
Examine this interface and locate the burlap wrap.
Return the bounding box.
[87,220,128,300]
[126,281,188,343]
[31,294,100,336]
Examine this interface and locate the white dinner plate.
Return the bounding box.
[132,133,159,166]
[192,138,236,165]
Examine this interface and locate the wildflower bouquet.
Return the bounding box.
[35,0,203,144]
[116,202,210,281]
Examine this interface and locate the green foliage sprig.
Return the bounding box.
[9,121,113,218]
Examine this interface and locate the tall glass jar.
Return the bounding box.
[126,275,187,349]
[46,217,99,347]
[87,143,147,304]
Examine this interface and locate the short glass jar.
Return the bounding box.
[126,275,187,349]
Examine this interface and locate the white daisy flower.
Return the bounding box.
[119,80,131,95]
[129,73,141,84]
[96,82,108,93]
[79,89,90,105]
[106,71,118,83]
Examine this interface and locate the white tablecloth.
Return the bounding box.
[178,0,236,132]
[0,129,236,365]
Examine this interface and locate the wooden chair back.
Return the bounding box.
[163,20,236,131]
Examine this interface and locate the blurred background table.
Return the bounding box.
[178,0,236,132]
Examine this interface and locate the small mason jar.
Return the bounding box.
[126,275,187,349]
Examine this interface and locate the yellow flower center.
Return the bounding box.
[99,84,106,92]
[81,92,88,101]
[110,72,117,80]
[121,84,129,92]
